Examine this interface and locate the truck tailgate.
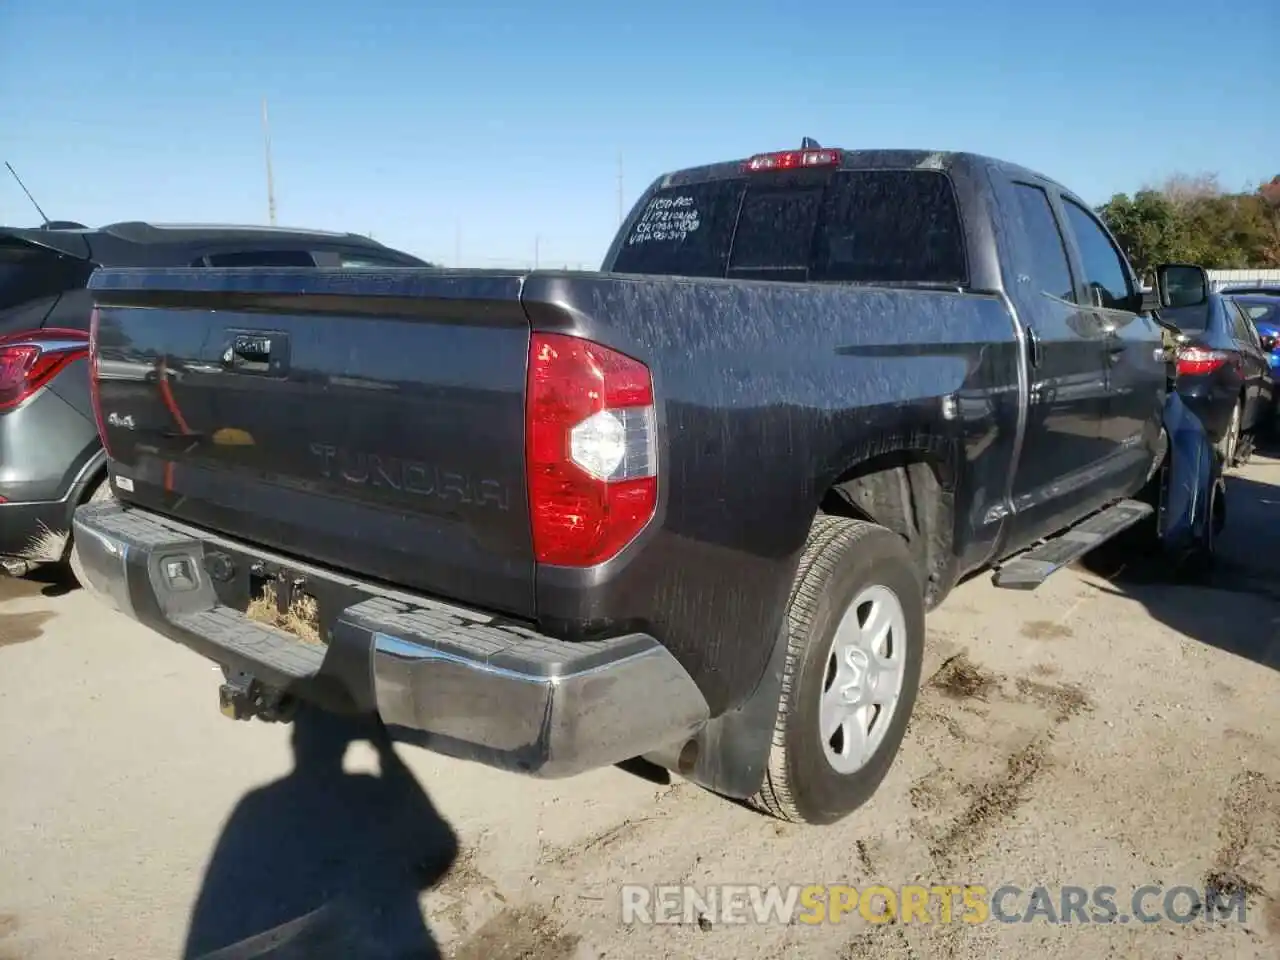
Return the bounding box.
[88,268,536,618]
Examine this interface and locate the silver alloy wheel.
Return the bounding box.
[819,583,908,775]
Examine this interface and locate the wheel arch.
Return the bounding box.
[816,436,960,610]
[641,434,960,801]
[58,445,109,556]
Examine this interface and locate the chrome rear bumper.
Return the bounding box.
[72,498,709,777]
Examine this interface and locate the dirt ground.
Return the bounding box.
[2,458,1279,960]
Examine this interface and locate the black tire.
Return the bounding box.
[67,478,115,588]
[1175,477,1222,582]
[751,515,925,825]
[1217,400,1241,468]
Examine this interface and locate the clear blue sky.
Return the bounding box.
[3,0,1277,268]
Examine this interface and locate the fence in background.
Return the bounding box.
[1208,268,1280,291]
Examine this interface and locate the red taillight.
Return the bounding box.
[1176,346,1231,377]
[88,307,113,456]
[526,332,658,567]
[0,328,89,412]
[743,148,842,173]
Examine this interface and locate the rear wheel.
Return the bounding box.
[751,515,924,825]
[1217,400,1241,468]
[67,478,115,588]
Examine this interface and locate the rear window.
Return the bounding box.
[336,253,413,268]
[0,241,93,313]
[1237,300,1279,327]
[1162,301,1215,336]
[1227,301,1258,345]
[611,169,967,285]
[1223,286,1280,297]
[198,249,317,267]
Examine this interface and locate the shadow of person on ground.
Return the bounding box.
[1081,465,1280,673]
[184,705,458,960]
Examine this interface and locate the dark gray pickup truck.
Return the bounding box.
[74,145,1199,825]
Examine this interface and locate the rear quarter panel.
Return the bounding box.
[0,356,100,503]
[1174,304,1243,443]
[522,273,1020,715]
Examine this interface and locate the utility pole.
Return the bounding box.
[534,234,541,269]
[262,98,277,226]
[617,151,624,226]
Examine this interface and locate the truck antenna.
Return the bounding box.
[617,150,624,226]
[262,98,277,226]
[4,161,52,225]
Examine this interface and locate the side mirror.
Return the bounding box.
[1156,262,1209,309]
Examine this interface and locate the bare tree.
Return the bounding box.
[1154,173,1222,212]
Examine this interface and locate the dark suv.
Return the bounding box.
[0,221,427,580]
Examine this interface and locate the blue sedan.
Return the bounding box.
[1234,294,1280,375]
[1164,293,1275,466]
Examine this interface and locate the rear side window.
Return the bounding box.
[1010,184,1075,302]
[611,169,967,285]
[198,250,317,267]
[0,241,93,313]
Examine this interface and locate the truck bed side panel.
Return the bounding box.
[523,273,1020,715]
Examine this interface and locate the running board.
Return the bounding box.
[992,499,1153,590]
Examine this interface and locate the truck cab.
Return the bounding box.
[601,149,1168,566]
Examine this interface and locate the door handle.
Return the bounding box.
[1026,325,1042,368]
[233,335,271,361]
[221,331,288,375]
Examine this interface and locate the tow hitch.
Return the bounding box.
[218,669,298,723]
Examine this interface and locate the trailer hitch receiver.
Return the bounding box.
[218,669,298,723]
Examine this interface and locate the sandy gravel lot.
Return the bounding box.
[2,458,1279,960]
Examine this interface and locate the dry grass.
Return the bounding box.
[245,581,322,645]
[21,520,69,563]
